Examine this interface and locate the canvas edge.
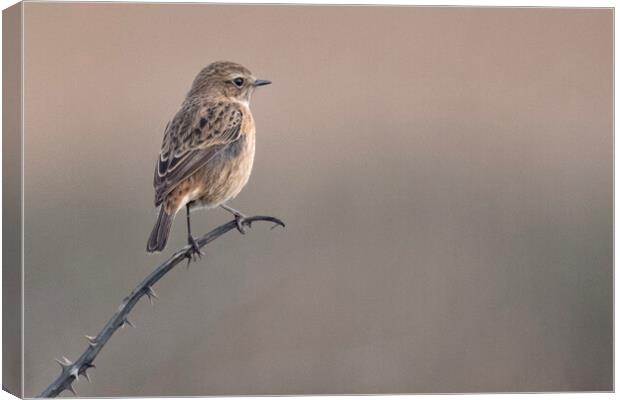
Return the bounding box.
[2,1,24,398]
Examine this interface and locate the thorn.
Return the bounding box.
[67,383,77,396]
[121,317,135,328]
[55,356,72,370]
[145,286,159,304]
[79,368,91,383]
[85,335,97,346]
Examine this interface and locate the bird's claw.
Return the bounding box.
[233,214,252,234]
[185,236,204,266]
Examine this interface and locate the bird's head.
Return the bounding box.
[188,61,271,103]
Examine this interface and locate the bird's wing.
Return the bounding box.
[153,101,244,206]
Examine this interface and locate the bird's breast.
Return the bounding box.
[194,128,255,208]
[225,129,256,191]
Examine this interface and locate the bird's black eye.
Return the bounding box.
[232,78,245,87]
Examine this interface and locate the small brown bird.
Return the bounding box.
[147,61,271,254]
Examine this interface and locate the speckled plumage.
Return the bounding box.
[147,61,269,253]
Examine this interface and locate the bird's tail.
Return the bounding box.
[147,206,175,253]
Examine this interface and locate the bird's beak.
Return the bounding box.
[254,79,272,87]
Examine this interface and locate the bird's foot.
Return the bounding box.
[233,212,251,234]
[185,236,204,267]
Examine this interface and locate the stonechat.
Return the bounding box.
[147,61,271,253]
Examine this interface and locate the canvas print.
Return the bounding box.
[2,2,613,398]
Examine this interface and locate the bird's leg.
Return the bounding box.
[221,204,251,234]
[185,202,204,263]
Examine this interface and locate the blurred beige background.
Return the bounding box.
[22,4,612,396]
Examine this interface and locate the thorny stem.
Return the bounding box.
[38,215,285,398]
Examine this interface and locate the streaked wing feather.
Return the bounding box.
[153,101,243,206]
